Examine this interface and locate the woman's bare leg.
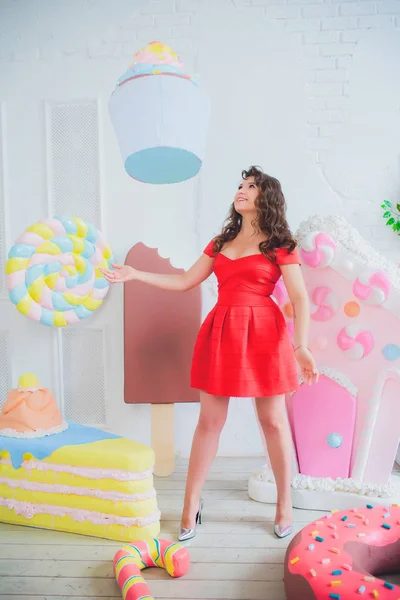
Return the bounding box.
[181,391,230,529]
[255,395,293,526]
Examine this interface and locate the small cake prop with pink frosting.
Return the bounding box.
[0,373,67,437]
[109,41,210,184]
[250,215,400,510]
[0,374,160,541]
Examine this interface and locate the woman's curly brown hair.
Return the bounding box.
[212,166,297,262]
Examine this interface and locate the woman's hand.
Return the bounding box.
[100,263,136,284]
[294,346,319,386]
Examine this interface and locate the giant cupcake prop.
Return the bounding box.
[109,41,210,184]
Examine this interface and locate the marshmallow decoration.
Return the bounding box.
[249,215,400,511]
[300,232,336,268]
[337,324,374,360]
[109,42,210,184]
[353,271,391,305]
[310,286,339,321]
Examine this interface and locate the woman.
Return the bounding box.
[101,166,318,541]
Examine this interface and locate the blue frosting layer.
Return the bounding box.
[0,422,120,469]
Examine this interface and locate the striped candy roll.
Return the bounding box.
[113,538,190,600]
[5,217,113,326]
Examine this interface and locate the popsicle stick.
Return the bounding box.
[151,403,175,477]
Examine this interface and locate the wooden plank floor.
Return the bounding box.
[0,456,330,600]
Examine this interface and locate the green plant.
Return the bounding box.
[381,200,400,235]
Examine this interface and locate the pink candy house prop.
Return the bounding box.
[249,215,400,510]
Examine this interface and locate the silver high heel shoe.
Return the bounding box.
[178,499,203,542]
[274,523,293,539]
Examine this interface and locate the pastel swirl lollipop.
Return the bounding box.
[353,270,391,305]
[5,217,112,326]
[337,324,374,360]
[300,232,336,268]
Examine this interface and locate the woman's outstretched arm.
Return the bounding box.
[100,252,215,292]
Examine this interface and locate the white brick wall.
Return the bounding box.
[0,0,397,230]
[0,0,399,457]
[0,0,398,253]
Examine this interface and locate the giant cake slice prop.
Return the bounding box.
[0,374,160,541]
[109,41,210,184]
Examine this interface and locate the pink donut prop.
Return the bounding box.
[353,271,391,305]
[113,538,190,600]
[337,325,374,360]
[300,232,336,269]
[284,505,400,600]
[311,286,339,322]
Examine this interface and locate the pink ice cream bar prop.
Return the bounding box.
[109,41,210,184]
[124,243,201,404]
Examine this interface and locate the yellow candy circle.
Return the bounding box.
[18,373,39,389]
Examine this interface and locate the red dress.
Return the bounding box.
[190,241,301,398]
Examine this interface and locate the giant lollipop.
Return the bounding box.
[109,41,210,184]
[5,217,112,326]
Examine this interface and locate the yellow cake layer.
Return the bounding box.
[0,437,155,471]
[44,438,154,470]
[0,506,160,542]
[0,462,154,494]
[0,485,157,517]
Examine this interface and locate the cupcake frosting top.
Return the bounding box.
[115,41,198,88]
